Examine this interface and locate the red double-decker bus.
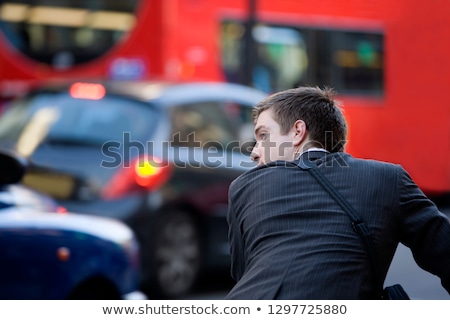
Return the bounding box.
[0,0,449,195]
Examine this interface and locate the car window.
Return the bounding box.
[0,93,159,149]
[170,102,234,150]
[222,101,255,155]
[222,101,254,139]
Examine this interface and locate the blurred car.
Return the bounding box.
[0,80,266,298]
[0,149,144,299]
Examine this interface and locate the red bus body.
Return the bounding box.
[0,0,449,195]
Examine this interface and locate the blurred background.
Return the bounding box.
[0,0,449,300]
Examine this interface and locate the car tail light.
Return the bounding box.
[101,156,172,200]
[57,206,68,214]
[69,82,106,100]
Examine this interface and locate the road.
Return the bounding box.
[184,270,234,300]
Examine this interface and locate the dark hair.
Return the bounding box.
[253,86,347,152]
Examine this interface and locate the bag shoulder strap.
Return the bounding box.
[296,156,384,295]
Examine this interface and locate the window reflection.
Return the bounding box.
[0,0,138,68]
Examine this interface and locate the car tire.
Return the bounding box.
[150,210,202,298]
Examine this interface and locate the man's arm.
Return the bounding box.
[397,166,450,293]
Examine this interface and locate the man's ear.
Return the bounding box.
[292,120,307,147]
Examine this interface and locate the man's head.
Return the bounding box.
[251,86,347,166]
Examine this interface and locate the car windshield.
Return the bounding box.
[0,92,159,148]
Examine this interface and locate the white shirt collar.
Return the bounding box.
[299,148,329,157]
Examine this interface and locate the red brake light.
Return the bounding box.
[101,156,172,200]
[69,82,106,100]
[134,157,169,188]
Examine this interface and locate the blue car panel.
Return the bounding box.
[0,150,144,300]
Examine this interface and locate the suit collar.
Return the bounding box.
[295,149,329,169]
[298,149,329,161]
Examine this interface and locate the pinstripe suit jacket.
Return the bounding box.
[225,151,450,299]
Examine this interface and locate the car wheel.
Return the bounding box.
[152,210,202,298]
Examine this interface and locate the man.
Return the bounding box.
[225,86,450,299]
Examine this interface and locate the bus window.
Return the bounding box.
[221,21,308,93]
[221,20,384,96]
[317,29,384,95]
[251,25,309,93]
[0,0,138,69]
